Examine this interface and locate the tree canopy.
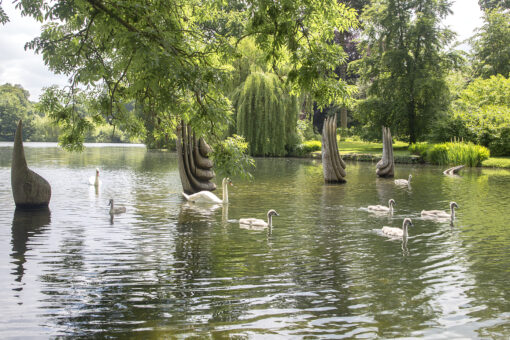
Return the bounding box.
[355,0,456,143]
[0,84,34,141]
[1,0,357,150]
[478,0,510,10]
[470,7,510,78]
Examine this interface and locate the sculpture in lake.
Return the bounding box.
[176,121,216,194]
[376,126,395,178]
[11,120,52,208]
[321,115,346,183]
[443,165,464,176]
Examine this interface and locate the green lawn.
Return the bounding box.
[338,138,411,157]
[481,157,510,168]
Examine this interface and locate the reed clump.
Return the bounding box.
[409,141,490,166]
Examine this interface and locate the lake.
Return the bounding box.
[0,143,509,338]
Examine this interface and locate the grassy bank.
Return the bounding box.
[309,139,510,169]
[481,157,510,168]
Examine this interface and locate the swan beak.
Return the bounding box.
[229,182,234,186]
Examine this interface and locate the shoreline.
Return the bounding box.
[306,151,510,169]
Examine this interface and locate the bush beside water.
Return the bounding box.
[409,142,490,166]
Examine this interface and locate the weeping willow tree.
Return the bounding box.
[233,72,299,156]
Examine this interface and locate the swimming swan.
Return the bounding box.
[182,178,232,204]
[395,174,412,185]
[421,202,458,221]
[382,218,413,238]
[368,199,396,213]
[89,168,102,187]
[239,209,279,229]
[108,199,126,215]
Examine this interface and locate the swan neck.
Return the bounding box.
[222,179,228,203]
[267,214,272,228]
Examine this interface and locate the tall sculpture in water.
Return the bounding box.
[176,121,217,194]
[376,126,395,178]
[322,115,346,183]
[11,120,52,208]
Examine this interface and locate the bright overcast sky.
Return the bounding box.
[0,0,484,101]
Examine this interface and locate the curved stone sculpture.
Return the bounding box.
[443,165,464,176]
[176,121,216,194]
[376,126,395,178]
[321,115,346,183]
[11,120,52,208]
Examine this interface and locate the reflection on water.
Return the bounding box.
[0,143,510,338]
[11,207,51,287]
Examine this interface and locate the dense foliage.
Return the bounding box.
[1,0,357,151]
[211,134,255,179]
[409,141,490,166]
[1,0,508,160]
[233,72,299,156]
[453,75,510,156]
[478,0,510,10]
[355,0,456,143]
[470,7,510,78]
[0,84,34,140]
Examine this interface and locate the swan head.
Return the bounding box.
[108,199,113,206]
[388,199,396,207]
[450,202,458,210]
[222,177,233,186]
[408,174,412,181]
[267,209,279,218]
[403,218,413,228]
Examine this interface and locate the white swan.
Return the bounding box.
[395,174,412,185]
[89,168,102,187]
[182,178,232,204]
[239,209,279,229]
[108,199,126,215]
[421,202,458,221]
[368,199,396,214]
[382,218,413,238]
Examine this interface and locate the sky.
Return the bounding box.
[0,0,484,101]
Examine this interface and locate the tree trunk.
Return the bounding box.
[321,115,346,183]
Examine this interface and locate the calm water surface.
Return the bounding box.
[0,143,509,338]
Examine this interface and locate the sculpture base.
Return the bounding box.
[324,178,347,184]
[15,202,50,209]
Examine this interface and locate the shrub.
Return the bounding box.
[432,75,510,156]
[426,142,489,166]
[301,140,322,153]
[426,144,450,165]
[408,142,430,156]
[297,118,320,142]
[211,135,255,179]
